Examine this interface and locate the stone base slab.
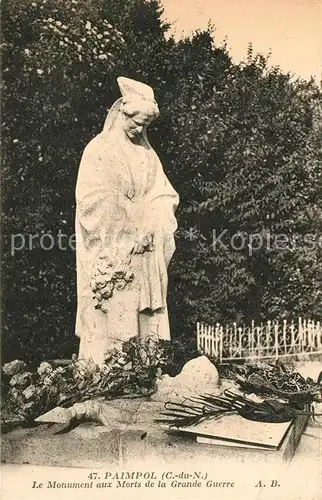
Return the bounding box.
[1,399,310,468]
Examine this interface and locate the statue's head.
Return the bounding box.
[103,77,159,141]
[117,77,159,141]
[120,95,159,140]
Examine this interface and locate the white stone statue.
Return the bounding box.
[75,77,179,365]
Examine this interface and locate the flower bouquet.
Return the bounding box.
[90,252,134,312]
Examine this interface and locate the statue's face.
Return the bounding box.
[123,112,153,141]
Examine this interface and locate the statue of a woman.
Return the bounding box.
[75,77,179,365]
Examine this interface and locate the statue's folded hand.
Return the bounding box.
[132,232,154,254]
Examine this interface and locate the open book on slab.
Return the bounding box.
[175,414,293,450]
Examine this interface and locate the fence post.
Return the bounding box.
[238,327,243,358]
[247,325,251,357]
[303,318,307,347]
[251,320,255,356]
[283,319,287,355]
[290,320,295,353]
[215,323,220,360]
[311,319,316,350]
[211,325,215,357]
[307,319,312,351]
[234,322,239,356]
[274,323,279,358]
[310,319,314,349]
[317,321,322,349]
[229,324,233,358]
[255,326,261,357]
[197,321,200,351]
[266,320,271,356]
[313,319,318,349]
[201,322,205,353]
[219,325,223,363]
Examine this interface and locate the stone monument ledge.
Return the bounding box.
[2,393,315,469]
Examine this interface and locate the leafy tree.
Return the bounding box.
[167,48,322,332]
[2,0,128,361]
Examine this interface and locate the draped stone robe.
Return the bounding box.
[75,127,179,365]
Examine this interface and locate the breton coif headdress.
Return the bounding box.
[103,77,156,133]
[117,76,155,101]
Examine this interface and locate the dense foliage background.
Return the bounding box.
[2,0,322,362]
